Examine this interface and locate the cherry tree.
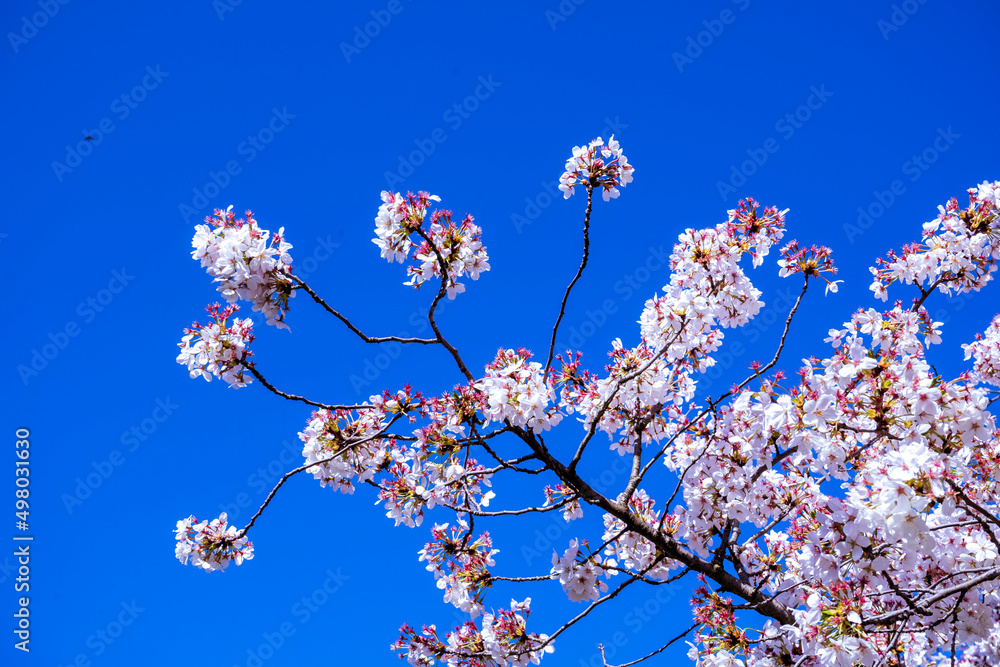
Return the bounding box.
[172,135,1000,667]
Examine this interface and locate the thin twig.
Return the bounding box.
[242,362,367,411]
[239,415,402,537]
[545,184,594,375]
[409,225,477,383]
[291,274,437,344]
[604,622,698,667]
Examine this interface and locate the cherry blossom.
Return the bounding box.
[172,141,1000,667]
[550,539,612,602]
[777,240,841,294]
[476,349,562,433]
[543,483,582,521]
[963,313,1000,387]
[175,303,255,388]
[419,522,498,618]
[174,512,253,572]
[191,205,294,329]
[373,191,490,299]
[601,489,683,582]
[869,180,1000,301]
[558,135,634,201]
[299,402,391,495]
[393,598,553,667]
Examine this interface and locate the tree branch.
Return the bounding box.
[545,184,594,375]
[239,415,402,538]
[603,622,698,667]
[290,274,438,345]
[242,361,369,411]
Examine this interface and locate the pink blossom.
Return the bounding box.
[176,303,255,388]
[191,206,294,329]
[174,512,253,572]
[558,135,634,201]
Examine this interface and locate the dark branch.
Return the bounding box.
[545,184,594,374]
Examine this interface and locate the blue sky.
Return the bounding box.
[3,1,999,665]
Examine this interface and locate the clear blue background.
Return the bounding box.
[3,1,999,665]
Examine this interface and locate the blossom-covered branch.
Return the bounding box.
[170,141,1000,667]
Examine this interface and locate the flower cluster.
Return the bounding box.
[558,135,634,201]
[689,586,749,664]
[393,598,553,667]
[405,388,497,518]
[549,539,612,603]
[476,349,562,433]
[563,201,786,444]
[298,387,498,529]
[672,298,997,663]
[173,144,1000,667]
[565,339,694,449]
[963,313,1000,387]
[176,303,255,388]
[639,199,786,360]
[377,444,495,529]
[191,206,294,329]
[601,490,681,582]
[869,180,1000,301]
[299,401,393,495]
[727,198,788,267]
[542,483,582,521]
[777,240,842,294]
[374,191,438,263]
[419,522,498,617]
[373,191,490,299]
[174,512,253,572]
